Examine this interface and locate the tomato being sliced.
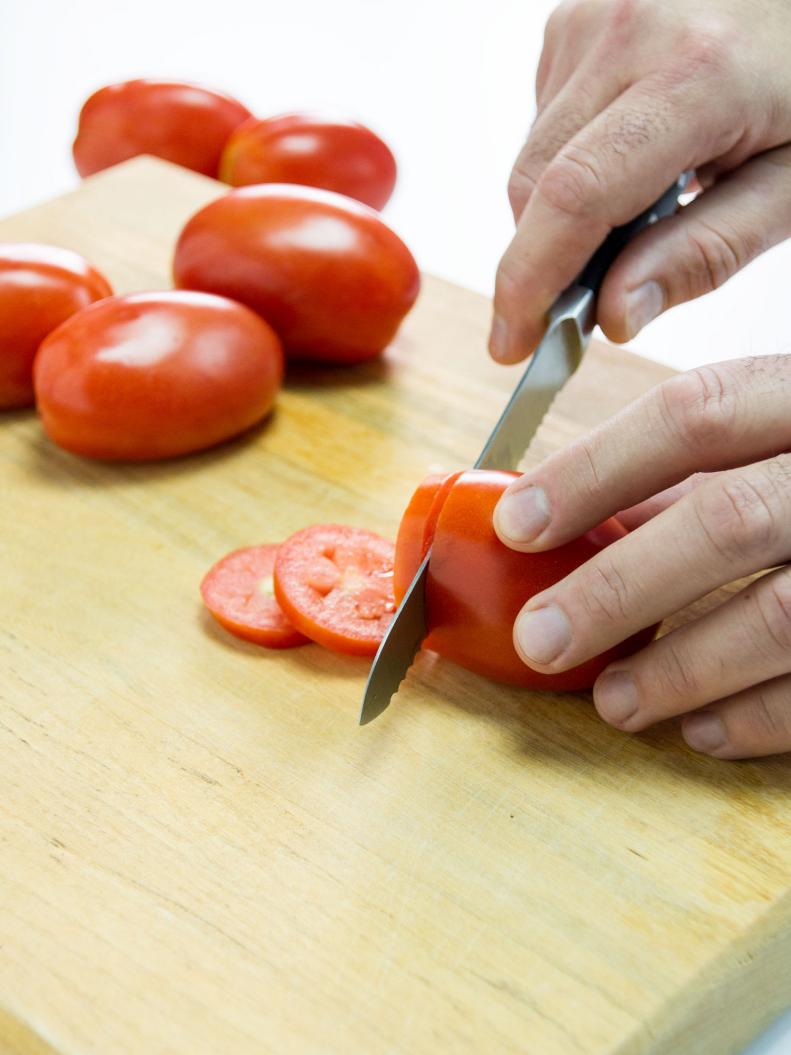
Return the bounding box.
[219,113,398,210]
[201,545,308,648]
[393,471,462,603]
[395,470,656,690]
[274,525,396,656]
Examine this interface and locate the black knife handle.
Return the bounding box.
[576,171,692,295]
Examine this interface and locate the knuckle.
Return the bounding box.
[745,688,790,743]
[578,558,632,626]
[756,570,791,653]
[680,16,739,77]
[507,166,537,216]
[684,219,746,291]
[538,149,606,219]
[658,365,738,451]
[494,255,524,313]
[694,472,781,565]
[654,639,701,702]
[603,0,647,44]
[563,0,607,32]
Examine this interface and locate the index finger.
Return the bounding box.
[489,63,736,364]
[493,356,791,551]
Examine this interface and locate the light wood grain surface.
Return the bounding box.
[0,158,789,1055]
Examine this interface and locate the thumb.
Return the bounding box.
[597,145,791,344]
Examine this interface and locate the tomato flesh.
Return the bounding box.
[34,290,283,460]
[201,545,308,648]
[395,470,655,690]
[274,525,396,656]
[173,184,420,364]
[0,243,112,409]
[219,113,398,210]
[393,471,463,603]
[73,79,251,177]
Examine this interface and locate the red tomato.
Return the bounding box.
[396,470,655,690]
[0,244,112,409]
[393,471,463,603]
[72,79,251,178]
[173,185,420,363]
[201,545,308,648]
[274,525,396,656]
[34,291,283,461]
[219,113,397,210]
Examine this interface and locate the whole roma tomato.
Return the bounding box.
[219,113,397,210]
[173,185,420,364]
[395,470,656,690]
[72,79,251,178]
[0,243,112,409]
[34,291,283,461]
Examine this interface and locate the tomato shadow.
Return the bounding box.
[397,651,791,795]
[199,607,372,681]
[20,409,279,489]
[284,355,393,392]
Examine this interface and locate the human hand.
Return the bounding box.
[493,356,791,759]
[490,0,791,363]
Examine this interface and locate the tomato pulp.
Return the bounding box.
[201,545,308,648]
[395,470,656,690]
[34,291,283,460]
[72,79,251,177]
[0,244,112,409]
[173,184,420,363]
[274,525,396,656]
[219,113,397,210]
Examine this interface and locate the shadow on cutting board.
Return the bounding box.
[400,648,791,798]
[16,406,280,487]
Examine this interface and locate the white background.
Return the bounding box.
[2,2,790,1051]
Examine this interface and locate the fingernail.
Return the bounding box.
[489,315,509,361]
[495,485,551,544]
[624,281,663,339]
[515,604,571,666]
[595,669,639,727]
[683,713,727,754]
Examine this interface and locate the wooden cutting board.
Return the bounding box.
[1,158,789,1055]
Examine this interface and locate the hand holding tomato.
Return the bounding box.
[396,470,653,690]
[494,356,791,759]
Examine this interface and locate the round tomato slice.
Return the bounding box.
[274,525,396,656]
[201,545,308,648]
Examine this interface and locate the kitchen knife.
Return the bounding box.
[359,174,691,726]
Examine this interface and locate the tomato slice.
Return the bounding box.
[201,545,308,648]
[274,525,396,656]
[393,471,462,602]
